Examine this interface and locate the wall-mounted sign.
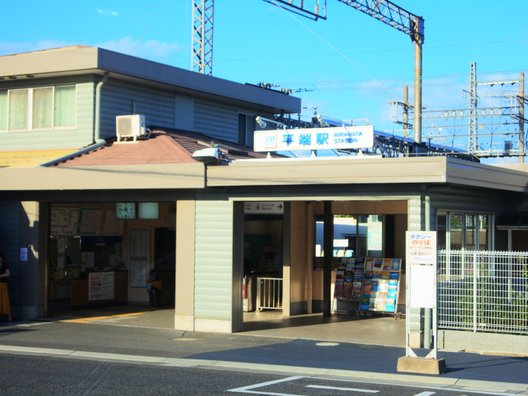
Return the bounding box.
[244,202,284,215]
[253,125,374,152]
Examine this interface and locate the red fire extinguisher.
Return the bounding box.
[242,276,247,299]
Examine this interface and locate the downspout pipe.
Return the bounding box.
[94,72,109,144]
[41,73,109,167]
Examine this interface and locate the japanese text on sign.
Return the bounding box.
[406,231,437,265]
[253,126,374,152]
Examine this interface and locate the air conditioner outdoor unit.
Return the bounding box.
[116,114,146,142]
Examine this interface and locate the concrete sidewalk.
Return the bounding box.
[0,315,527,395]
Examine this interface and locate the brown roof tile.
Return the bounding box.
[56,129,272,167]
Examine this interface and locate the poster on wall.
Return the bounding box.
[50,207,80,235]
[131,229,148,259]
[88,272,115,301]
[102,210,124,235]
[130,259,149,288]
[79,209,103,235]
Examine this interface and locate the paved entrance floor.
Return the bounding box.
[50,306,405,347]
[243,311,405,347]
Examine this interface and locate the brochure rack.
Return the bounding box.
[334,257,402,315]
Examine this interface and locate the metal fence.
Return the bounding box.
[438,249,528,335]
[256,277,283,311]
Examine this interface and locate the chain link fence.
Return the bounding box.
[438,249,528,335]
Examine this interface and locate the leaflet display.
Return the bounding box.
[334,257,402,314]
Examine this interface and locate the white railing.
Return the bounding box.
[438,249,528,335]
[256,277,283,311]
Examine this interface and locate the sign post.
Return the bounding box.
[397,231,447,374]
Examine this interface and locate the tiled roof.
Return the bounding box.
[55,129,271,167]
[0,148,80,168]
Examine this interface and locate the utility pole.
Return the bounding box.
[390,85,412,138]
[519,72,525,163]
[469,62,478,154]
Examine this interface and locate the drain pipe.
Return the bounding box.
[94,72,109,144]
[40,73,109,167]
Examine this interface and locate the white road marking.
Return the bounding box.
[228,375,304,395]
[16,322,53,327]
[413,392,436,396]
[307,384,379,393]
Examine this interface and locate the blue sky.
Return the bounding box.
[2,0,527,141]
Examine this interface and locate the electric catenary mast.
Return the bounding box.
[191,0,424,142]
[192,0,215,75]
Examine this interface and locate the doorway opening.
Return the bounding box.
[242,212,284,325]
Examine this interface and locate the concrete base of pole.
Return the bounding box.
[397,356,447,375]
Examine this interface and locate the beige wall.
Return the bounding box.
[174,200,196,331]
[286,202,309,315]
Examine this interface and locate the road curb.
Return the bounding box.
[0,344,526,394]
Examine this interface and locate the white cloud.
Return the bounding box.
[97,9,118,17]
[97,36,182,62]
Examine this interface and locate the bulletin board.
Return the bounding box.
[130,229,149,288]
[79,209,103,235]
[50,207,80,235]
[130,259,149,288]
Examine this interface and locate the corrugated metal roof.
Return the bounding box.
[0,46,301,115]
[0,148,80,168]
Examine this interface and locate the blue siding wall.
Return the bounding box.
[100,81,175,139]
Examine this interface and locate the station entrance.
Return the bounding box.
[240,200,408,340]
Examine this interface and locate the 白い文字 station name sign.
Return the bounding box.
[253,126,374,152]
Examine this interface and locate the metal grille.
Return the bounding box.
[256,277,283,311]
[438,250,528,335]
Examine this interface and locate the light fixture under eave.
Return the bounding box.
[256,116,267,129]
[192,147,228,165]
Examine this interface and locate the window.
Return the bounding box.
[54,85,76,127]
[437,210,493,250]
[314,214,383,270]
[9,89,28,130]
[33,87,53,128]
[0,85,76,131]
[0,91,8,130]
[238,113,255,147]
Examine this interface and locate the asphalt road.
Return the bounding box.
[0,354,505,395]
[0,319,527,395]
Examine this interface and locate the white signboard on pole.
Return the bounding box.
[405,231,439,360]
[406,231,437,309]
